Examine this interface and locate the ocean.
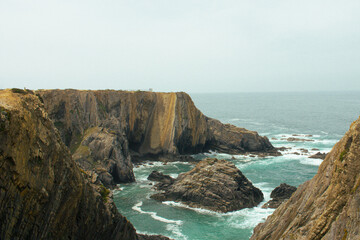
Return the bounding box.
[114,91,360,240]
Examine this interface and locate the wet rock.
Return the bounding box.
[151,158,263,213]
[277,146,291,151]
[309,152,327,160]
[270,183,297,199]
[285,137,314,142]
[138,234,173,240]
[299,148,309,154]
[262,183,297,209]
[148,171,175,183]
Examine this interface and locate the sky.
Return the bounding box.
[1,0,360,93]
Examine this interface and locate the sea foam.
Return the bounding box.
[132,202,183,225]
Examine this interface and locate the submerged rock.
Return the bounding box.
[309,152,327,160]
[148,171,174,183]
[251,117,360,240]
[284,137,314,142]
[151,158,263,213]
[262,183,297,209]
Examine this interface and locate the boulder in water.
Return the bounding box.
[151,158,263,213]
[262,183,297,209]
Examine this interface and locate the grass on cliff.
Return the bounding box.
[339,149,348,162]
[100,185,110,203]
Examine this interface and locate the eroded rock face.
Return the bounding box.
[73,127,135,188]
[151,158,263,213]
[37,90,276,157]
[251,117,360,240]
[0,89,137,240]
[36,89,277,187]
[262,183,297,209]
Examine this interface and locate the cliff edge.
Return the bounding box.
[0,89,138,239]
[251,116,360,240]
[36,90,277,186]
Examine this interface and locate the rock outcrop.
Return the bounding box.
[36,90,277,187]
[72,126,135,188]
[0,89,171,240]
[251,117,360,240]
[262,183,297,209]
[0,89,137,239]
[151,158,263,213]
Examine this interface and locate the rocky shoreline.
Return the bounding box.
[251,117,360,240]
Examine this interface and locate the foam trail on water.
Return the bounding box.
[163,201,222,216]
[227,207,275,229]
[299,158,323,166]
[166,224,188,240]
[132,202,183,225]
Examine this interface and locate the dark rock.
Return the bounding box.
[311,148,320,151]
[277,146,291,151]
[137,234,173,240]
[270,183,297,199]
[309,152,327,160]
[262,183,297,209]
[285,137,314,142]
[151,158,263,213]
[299,148,309,153]
[148,171,175,183]
[271,137,278,140]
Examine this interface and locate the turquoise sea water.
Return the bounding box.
[114,92,360,240]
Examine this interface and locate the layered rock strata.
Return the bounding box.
[262,183,297,209]
[251,117,360,240]
[36,89,277,187]
[0,89,138,239]
[0,89,171,240]
[151,158,264,213]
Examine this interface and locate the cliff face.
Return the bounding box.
[0,89,137,239]
[251,117,360,240]
[37,89,275,165]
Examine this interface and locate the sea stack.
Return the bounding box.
[151,158,264,213]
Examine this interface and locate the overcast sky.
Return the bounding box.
[1,0,360,93]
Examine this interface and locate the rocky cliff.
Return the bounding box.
[251,117,360,240]
[36,89,277,186]
[0,89,154,240]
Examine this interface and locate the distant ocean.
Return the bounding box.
[114,91,360,240]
